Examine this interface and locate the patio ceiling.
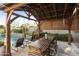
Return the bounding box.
[0,3,77,20]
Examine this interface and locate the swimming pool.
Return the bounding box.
[0,33,23,46]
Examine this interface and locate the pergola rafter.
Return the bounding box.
[53,4,57,19]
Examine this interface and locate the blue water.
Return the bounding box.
[0,33,22,46]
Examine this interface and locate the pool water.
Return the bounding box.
[0,33,22,46]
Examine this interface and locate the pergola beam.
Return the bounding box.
[12,13,37,21]
[11,16,19,23]
[4,3,25,12]
[24,9,31,17]
[38,21,41,38]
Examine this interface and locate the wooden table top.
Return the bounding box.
[28,36,54,52]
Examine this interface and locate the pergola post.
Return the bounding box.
[68,29,72,45]
[5,10,14,56]
[22,27,26,39]
[38,21,41,38]
[67,17,73,45]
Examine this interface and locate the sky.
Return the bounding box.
[0,10,37,26]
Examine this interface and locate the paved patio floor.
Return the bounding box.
[11,41,79,56]
[57,41,79,56]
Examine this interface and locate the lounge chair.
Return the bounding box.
[12,38,24,52]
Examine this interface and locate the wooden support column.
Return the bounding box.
[38,21,41,38]
[68,29,72,45]
[5,10,14,56]
[77,10,79,47]
[77,9,79,29]
[67,17,73,45]
[22,27,26,39]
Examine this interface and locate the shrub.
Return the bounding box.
[12,29,22,33]
[0,40,4,46]
[54,34,73,42]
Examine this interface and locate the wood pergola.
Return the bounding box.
[0,3,78,56]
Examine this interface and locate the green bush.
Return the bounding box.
[47,33,73,42]
[26,31,32,36]
[54,34,73,42]
[0,40,4,46]
[12,29,22,33]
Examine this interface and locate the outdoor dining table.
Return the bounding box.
[27,36,54,56]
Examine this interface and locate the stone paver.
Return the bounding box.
[57,41,79,56]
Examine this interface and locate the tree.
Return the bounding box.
[11,21,20,29]
[0,25,5,34]
[0,25,5,29]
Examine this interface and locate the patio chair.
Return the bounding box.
[49,37,57,56]
[12,38,24,52]
[44,37,57,56]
